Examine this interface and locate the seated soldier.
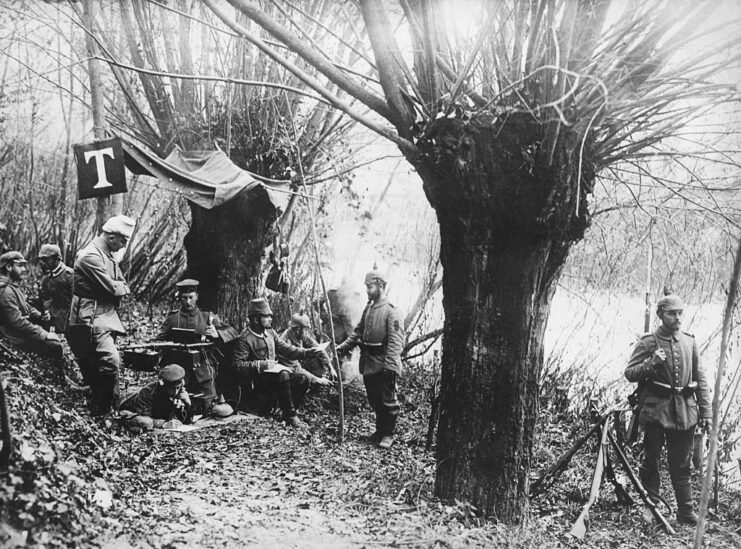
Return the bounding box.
[278,313,334,380]
[156,279,237,418]
[36,244,74,335]
[120,364,193,431]
[0,252,65,378]
[232,298,327,427]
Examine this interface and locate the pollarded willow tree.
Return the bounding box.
[205,0,741,521]
[68,0,364,324]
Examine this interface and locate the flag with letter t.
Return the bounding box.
[73,137,127,199]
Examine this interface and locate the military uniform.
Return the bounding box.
[278,326,330,379]
[0,274,62,358]
[156,306,237,412]
[625,300,711,523]
[232,327,312,418]
[120,364,193,431]
[68,231,130,414]
[337,296,405,439]
[120,380,193,424]
[39,262,74,334]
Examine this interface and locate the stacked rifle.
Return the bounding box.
[529,409,675,540]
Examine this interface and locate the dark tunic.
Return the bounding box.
[39,263,73,333]
[156,307,237,343]
[156,306,238,411]
[120,381,192,423]
[0,275,60,357]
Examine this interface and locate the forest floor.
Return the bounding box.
[0,338,739,548]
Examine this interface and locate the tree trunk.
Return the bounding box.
[184,188,276,328]
[417,114,590,521]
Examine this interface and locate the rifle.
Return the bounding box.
[121,341,214,351]
[607,429,675,535]
[0,339,22,362]
[529,416,606,497]
[570,417,610,539]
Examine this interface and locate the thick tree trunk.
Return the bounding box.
[184,188,276,329]
[416,114,590,522]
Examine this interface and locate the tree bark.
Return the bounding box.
[184,188,276,328]
[417,114,589,521]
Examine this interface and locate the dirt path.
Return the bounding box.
[89,415,425,549]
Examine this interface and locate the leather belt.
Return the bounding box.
[650,381,697,398]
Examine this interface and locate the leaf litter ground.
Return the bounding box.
[0,347,739,548]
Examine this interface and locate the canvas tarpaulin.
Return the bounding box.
[122,138,290,211]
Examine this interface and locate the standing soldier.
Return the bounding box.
[155,279,237,417]
[37,244,74,335]
[624,294,712,526]
[0,251,64,369]
[336,269,405,449]
[68,215,134,416]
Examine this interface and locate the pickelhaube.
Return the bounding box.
[364,269,387,286]
[657,294,685,312]
[289,313,310,329]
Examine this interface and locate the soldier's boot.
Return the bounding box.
[364,416,382,443]
[277,371,300,425]
[376,412,398,449]
[91,374,117,417]
[675,483,698,526]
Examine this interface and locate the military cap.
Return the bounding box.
[248,298,273,316]
[38,244,62,258]
[101,215,136,238]
[176,279,199,293]
[364,269,387,286]
[657,294,685,312]
[289,313,311,329]
[0,251,27,269]
[159,364,185,384]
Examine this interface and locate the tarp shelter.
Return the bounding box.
[121,138,290,211]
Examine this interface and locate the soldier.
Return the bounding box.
[37,244,74,334]
[278,312,333,380]
[0,251,63,365]
[120,364,193,432]
[68,215,134,416]
[336,269,405,449]
[156,279,236,417]
[232,298,326,427]
[625,294,712,526]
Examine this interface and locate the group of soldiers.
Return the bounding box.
[0,215,405,449]
[1,212,715,520]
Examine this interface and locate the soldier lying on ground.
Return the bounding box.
[278,313,334,381]
[0,251,66,381]
[155,279,236,418]
[120,364,193,432]
[230,298,327,427]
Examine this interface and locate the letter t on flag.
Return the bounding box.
[73,137,127,199]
